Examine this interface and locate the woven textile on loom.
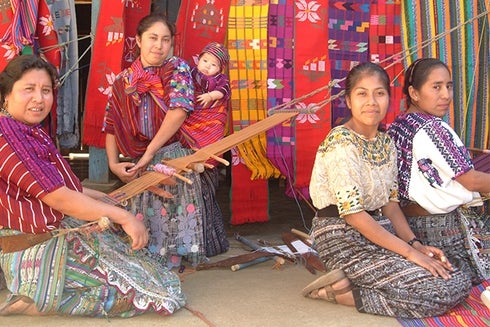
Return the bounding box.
[398,280,490,326]
[83,0,150,147]
[227,1,273,224]
[266,0,298,197]
[400,0,489,149]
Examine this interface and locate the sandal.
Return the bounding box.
[301,269,352,303]
[0,294,35,316]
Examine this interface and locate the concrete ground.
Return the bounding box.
[0,164,401,327]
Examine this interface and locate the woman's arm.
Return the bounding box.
[128,107,188,172]
[455,169,490,193]
[42,186,148,250]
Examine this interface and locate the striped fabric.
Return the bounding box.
[400,0,489,149]
[227,1,272,224]
[266,0,296,195]
[398,280,490,326]
[0,0,38,54]
[0,117,83,234]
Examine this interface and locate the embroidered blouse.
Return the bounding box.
[0,117,82,233]
[310,126,399,217]
[388,112,480,214]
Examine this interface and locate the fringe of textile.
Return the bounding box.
[266,0,297,195]
[292,0,331,197]
[228,1,272,224]
[401,0,489,149]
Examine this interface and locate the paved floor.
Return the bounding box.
[0,163,401,327]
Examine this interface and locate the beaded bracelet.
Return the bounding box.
[407,238,423,246]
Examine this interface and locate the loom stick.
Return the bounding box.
[0,218,111,253]
[231,256,272,271]
[105,111,297,204]
[195,251,275,270]
[235,234,285,266]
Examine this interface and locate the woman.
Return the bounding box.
[103,13,229,267]
[0,55,185,317]
[387,58,490,284]
[304,62,470,318]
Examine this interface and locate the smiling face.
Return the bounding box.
[345,72,390,137]
[408,66,453,117]
[4,69,54,126]
[136,21,173,68]
[197,52,221,76]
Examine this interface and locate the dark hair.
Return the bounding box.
[0,55,58,108]
[403,58,450,108]
[137,13,176,38]
[345,62,391,98]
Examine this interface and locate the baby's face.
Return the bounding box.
[197,52,221,76]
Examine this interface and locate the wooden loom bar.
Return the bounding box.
[107,111,298,203]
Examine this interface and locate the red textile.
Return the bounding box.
[293,0,331,197]
[175,0,230,66]
[230,148,270,224]
[82,1,150,148]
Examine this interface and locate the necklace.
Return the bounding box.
[0,108,12,118]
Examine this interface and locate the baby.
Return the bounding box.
[191,42,231,108]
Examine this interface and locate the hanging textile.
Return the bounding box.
[82,0,150,148]
[266,0,297,196]
[369,0,404,125]
[0,0,38,57]
[46,0,79,148]
[401,0,489,149]
[292,0,331,198]
[228,0,273,224]
[174,0,230,66]
[0,1,14,70]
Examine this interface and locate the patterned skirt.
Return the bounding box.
[406,207,490,284]
[311,214,471,318]
[0,217,185,317]
[128,142,229,268]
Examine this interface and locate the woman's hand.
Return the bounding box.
[128,151,153,174]
[405,247,453,279]
[110,161,138,183]
[119,217,149,250]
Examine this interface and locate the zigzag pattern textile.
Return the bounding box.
[401,0,489,149]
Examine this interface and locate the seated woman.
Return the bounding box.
[0,55,185,317]
[304,62,470,318]
[387,58,490,284]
